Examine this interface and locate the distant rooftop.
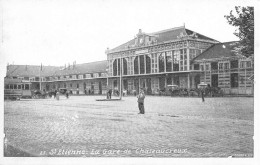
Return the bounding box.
[52,60,107,76]
[6,60,107,77]
[109,26,219,52]
[192,41,241,62]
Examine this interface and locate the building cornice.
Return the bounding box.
[106,38,218,55]
[193,56,252,63]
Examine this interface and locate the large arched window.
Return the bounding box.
[151,53,158,73]
[140,55,145,74]
[123,58,127,75]
[46,84,49,91]
[146,55,151,74]
[159,53,165,72]
[166,51,172,72]
[127,57,134,75]
[195,74,200,88]
[173,50,180,71]
[134,56,139,74]
[113,59,117,76]
[117,59,121,76]
[83,82,86,89]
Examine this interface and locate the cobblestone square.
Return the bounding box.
[4,96,254,157]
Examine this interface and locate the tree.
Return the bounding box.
[224,6,254,58]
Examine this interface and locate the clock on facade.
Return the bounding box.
[139,38,144,44]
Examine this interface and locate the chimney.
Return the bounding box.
[138,29,142,34]
[73,61,76,69]
[105,47,110,54]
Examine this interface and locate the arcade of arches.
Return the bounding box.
[110,52,201,95]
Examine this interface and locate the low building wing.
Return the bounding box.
[192,41,240,62]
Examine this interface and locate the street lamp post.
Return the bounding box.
[105,68,109,99]
[119,56,122,100]
[106,68,109,88]
[39,64,42,91]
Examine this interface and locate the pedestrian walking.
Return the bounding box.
[133,89,137,96]
[106,88,110,99]
[65,90,69,99]
[137,89,145,114]
[53,90,57,99]
[123,89,127,96]
[107,88,112,99]
[201,89,205,102]
[56,91,60,100]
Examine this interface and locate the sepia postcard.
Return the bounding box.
[0,0,259,165]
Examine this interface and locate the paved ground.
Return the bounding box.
[4,95,254,157]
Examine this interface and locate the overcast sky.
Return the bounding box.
[0,0,257,67]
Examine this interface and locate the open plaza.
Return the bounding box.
[4,95,254,157]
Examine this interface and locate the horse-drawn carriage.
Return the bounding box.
[196,83,224,97]
[32,90,48,99]
[32,88,69,99]
[167,85,189,97]
[166,84,224,97]
[46,88,69,99]
[203,86,224,97]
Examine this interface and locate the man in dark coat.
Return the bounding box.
[65,90,69,99]
[137,89,145,114]
[109,89,112,99]
[107,88,112,99]
[201,88,205,102]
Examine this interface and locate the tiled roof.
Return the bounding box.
[192,41,240,62]
[6,60,107,77]
[149,26,187,43]
[4,78,24,84]
[109,26,218,52]
[53,60,107,76]
[185,29,218,42]
[110,39,136,53]
[6,65,59,77]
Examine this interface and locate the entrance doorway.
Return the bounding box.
[36,83,40,90]
[195,74,200,88]
[134,79,139,93]
[146,78,152,94]
[211,74,218,87]
[99,81,102,94]
[123,79,128,90]
[46,84,49,91]
[91,82,94,94]
[159,77,165,91]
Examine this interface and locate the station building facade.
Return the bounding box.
[106,26,219,94]
[5,61,108,95]
[192,41,254,95]
[5,26,254,96]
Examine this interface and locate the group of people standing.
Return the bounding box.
[51,90,70,100]
[106,89,112,99]
[106,88,146,114]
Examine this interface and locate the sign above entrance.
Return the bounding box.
[135,49,148,55]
